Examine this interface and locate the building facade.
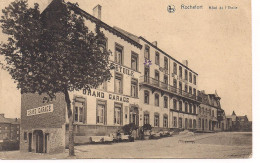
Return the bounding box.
[20,0,227,154]
[0,114,20,142]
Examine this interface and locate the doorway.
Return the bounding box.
[34,130,44,153]
[130,107,139,126]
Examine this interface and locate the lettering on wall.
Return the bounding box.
[83,89,105,98]
[114,64,134,77]
[109,94,129,103]
[83,89,130,103]
[27,104,53,116]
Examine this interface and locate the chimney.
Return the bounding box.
[93,5,102,20]
[15,118,18,122]
[0,114,4,118]
[182,60,188,67]
[201,90,205,94]
[152,41,158,47]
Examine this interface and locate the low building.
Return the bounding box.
[0,114,20,151]
[0,114,20,142]
[226,111,252,131]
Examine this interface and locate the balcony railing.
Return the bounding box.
[140,76,202,102]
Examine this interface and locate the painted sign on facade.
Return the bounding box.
[27,104,54,116]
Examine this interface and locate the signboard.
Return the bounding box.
[27,104,53,116]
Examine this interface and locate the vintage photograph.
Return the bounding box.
[0,0,252,159]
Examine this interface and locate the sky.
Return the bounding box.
[0,0,251,120]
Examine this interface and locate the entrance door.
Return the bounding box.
[28,133,32,152]
[130,107,139,126]
[35,130,44,153]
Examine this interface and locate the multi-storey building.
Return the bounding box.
[138,37,201,131]
[0,114,20,142]
[20,0,225,154]
[197,91,218,132]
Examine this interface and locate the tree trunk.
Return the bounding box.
[64,87,75,156]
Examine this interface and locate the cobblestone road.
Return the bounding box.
[0,132,252,159]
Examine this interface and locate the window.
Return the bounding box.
[131,52,138,71]
[185,118,188,129]
[185,102,188,113]
[144,113,150,125]
[173,99,177,110]
[173,79,177,88]
[185,85,188,92]
[154,114,159,127]
[185,69,188,80]
[179,82,182,91]
[115,73,123,94]
[163,115,168,128]
[97,100,106,124]
[114,103,122,125]
[24,132,27,141]
[164,57,168,70]
[144,46,150,59]
[189,72,192,83]
[155,52,160,65]
[193,88,196,96]
[74,101,84,123]
[155,94,159,106]
[179,118,182,128]
[164,96,168,108]
[212,110,214,117]
[131,78,138,97]
[189,86,192,94]
[164,75,168,84]
[189,103,192,113]
[189,119,192,128]
[115,44,123,64]
[179,101,183,111]
[193,104,196,114]
[97,81,107,90]
[155,70,160,81]
[209,109,211,116]
[193,75,197,85]
[179,66,182,79]
[173,63,177,75]
[199,107,201,114]
[193,119,196,129]
[144,91,149,104]
[173,116,177,127]
[198,118,201,128]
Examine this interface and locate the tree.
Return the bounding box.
[0,0,113,156]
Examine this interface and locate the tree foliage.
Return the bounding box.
[0,0,113,98]
[0,0,113,156]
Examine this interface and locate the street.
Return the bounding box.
[0,132,252,159]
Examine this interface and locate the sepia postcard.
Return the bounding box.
[0,0,252,159]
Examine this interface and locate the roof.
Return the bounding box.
[42,0,142,49]
[139,37,198,75]
[44,0,199,75]
[0,115,20,124]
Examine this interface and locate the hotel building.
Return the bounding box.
[20,0,225,154]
